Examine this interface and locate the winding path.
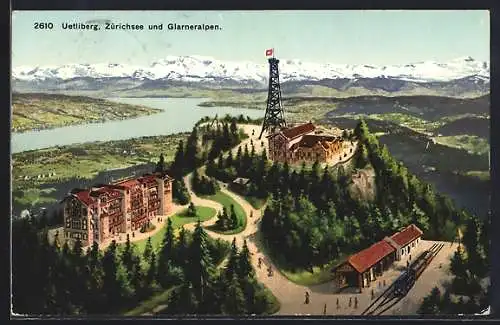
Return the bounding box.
[169,124,453,316]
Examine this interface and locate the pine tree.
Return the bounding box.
[355,143,369,169]
[354,119,370,142]
[130,256,144,297]
[145,252,159,294]
[235,146,243,172]
[222,273,247,315]
[187,202,197,217]
[155,153,166,173]
[242,144,251,174]
[185,127,200,170]
[143,237,153,262]
[206,157,216,177]
[230,119,238,138]
[102,240,132,310]
[463,217,486,277]
[229,204,239,229]
[225,238,239,282]
[237,240,254,280]
[84,241,105,313]
[175,227,189,268]
[170,140,185,177]
[216,209,229,230]
[410,203,430,233]
[121,234,134,274]
[158,218,175,287]
[225,150,234,169]
[217,152,224,170]
[222,123,231,149]
[189,221,215,302]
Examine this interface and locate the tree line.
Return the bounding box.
[12,215,231,315]
[191,168,219,196]
[163,234,277,315]
[214,205,240,232]
[165,118,248,204]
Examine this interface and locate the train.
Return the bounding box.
[393,243,444,296]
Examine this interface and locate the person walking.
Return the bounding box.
[348,297,352,307]
[268,265,273,277]
[354,297,358,309]
[304,291,310,304]
[323,303,327,315]
[336,298,340,309]
[258,257,262,268]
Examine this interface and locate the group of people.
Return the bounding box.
[257,256,273,277]
[305,295,359,315]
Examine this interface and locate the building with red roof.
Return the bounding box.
[62,172,174,247]
[385,224,423,261]
[267,122,350,164]
[332,224,423,291]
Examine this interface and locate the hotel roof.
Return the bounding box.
[115,178,140,188]
[73,190,96,206]
[90,186,122,198]
[280,122,316,140]
[137,175,158,185]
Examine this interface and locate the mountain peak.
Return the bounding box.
[12,55,489,84]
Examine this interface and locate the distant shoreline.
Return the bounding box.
[11,93,162,134]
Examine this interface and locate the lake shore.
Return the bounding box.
[11,97,263,153]
[12,93,163,133]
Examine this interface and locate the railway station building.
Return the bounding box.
[385,224,423,261]
[333,240,396,291]
[332,224,424,292]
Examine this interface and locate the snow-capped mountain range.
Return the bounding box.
[13,55,489,84]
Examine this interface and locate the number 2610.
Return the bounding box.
[34,22,54,29]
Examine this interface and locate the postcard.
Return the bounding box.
[11,10,490,317]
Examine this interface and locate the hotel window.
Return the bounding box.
[83,233,87,240]
[401,249,404,256]
[83,220,87,230]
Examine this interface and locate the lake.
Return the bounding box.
[11,98,264,153]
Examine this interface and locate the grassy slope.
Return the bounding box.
[203,191,247,235]
[12,93,162,132]
[133,206,217,254]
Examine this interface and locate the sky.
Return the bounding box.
[12,10,490,67]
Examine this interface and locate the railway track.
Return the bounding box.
[361,243,445,316]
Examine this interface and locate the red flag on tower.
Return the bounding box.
[265,48,274,57]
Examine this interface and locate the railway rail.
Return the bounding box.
[361,243,445,316]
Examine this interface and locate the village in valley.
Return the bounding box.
[11,11,490,318]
